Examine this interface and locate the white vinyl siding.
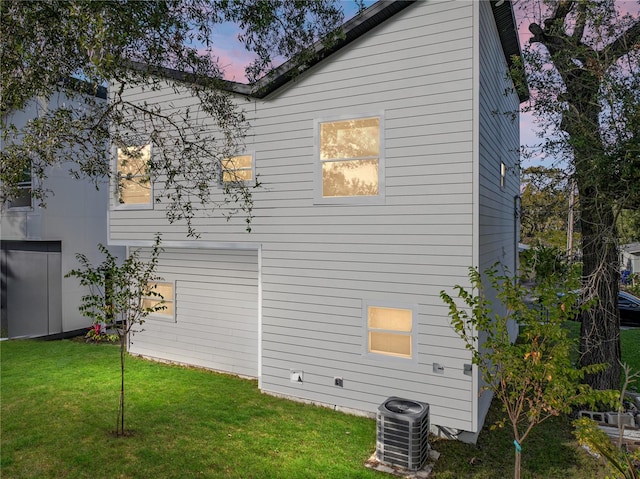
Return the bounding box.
[473,0,522,432]
[477,0,520,275]
[109,0,520,436]
[129,248,259,378]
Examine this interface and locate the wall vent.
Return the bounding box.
[376,397,430,471]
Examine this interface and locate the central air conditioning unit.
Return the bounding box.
[376,397,430,471]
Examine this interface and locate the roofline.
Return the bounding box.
[490,0,529,102]
[131,0,528,102]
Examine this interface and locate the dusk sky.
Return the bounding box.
[212,0,639,169]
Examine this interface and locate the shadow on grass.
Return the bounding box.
[430,400,608,479]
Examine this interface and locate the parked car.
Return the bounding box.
[619,291,640,327]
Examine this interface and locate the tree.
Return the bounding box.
[617,208,640,245]
[520,165,574,251]
[441,264,616,479]
[1,1,346,236]
[514,1,640,390]
[66,236,165,436]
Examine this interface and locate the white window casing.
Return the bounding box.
[362,300,417,363]
[143,280,176,323]
[114,143,153,209]
[314,113,385,205]
[221,153,255,184]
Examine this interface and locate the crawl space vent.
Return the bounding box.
[376,397,430,470]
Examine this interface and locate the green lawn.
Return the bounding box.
[1,330,638,479]
[1,340,379,479]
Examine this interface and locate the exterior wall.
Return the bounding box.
[129,247,260,378]
[473,0,522,434]
[1,93,125,335]
[109,0,519,437]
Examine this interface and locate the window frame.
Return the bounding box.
[314,113,385,205]
[500,161,507,189]
[8,162,33,209]
[220,152,255,185]
[143,280,176,323]
[362,300,418,363]
[113,143,154,210]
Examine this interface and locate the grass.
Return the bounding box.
[1,330,638,479]
[1,340,378,479]
[431,327,640,479]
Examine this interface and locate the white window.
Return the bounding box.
[500,161,507,189]
[116,144,152,206]
[8,163,32,208]
[143,281,175,322]
[365,303,415,359]
[316,116,384,203]
[222,154,254,183]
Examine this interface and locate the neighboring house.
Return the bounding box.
[621,243,640,275]
[1,89,125,338]
[109,0,526,442]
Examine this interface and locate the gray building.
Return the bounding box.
[109,0,526,442]
[1,90,125,338]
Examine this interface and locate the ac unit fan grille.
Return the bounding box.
[376,397,430,470]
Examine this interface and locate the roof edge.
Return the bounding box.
[491,0,529,102]
[124,0,529,102]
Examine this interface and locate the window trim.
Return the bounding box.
[314,113,385,205]
[220,152,255,185]
[144,280,176,323]
[500,161,507,189]
[362,300,418,363]
[113,143,154,210]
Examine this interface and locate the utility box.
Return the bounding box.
[376,397,430,471]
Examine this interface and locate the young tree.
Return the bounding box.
[66,236,165,436]
[441,264,616,479]
[514,0,640,390]
[1,1,346,236]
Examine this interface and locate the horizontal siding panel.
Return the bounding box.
[263,282,442,307]
[263,251,472,267]
[261,348,470,391]
[262,276,464,297]
[259,76,473,116]
[280,59,473,102]
[253,212,472,225]
[261,259,469,279]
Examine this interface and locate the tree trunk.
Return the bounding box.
[118,333,126,436]
[562,75,622,391]
[577,185,621,390]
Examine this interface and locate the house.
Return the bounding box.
[621,243,640,276]
[109,0,526,442]
[1,88,125,338]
